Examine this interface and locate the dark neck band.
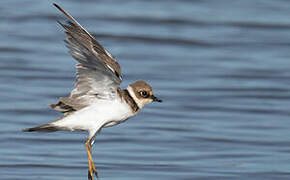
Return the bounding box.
[124,89,139,112]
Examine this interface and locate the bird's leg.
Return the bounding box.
[86,139,98,179]
[88,142,98,177]
[88,170,92,180]
[86,139,94,180]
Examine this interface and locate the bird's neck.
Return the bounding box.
[118,88,140,113]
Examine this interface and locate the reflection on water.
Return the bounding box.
[1,0,290,179]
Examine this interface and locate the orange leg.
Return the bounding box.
[88,143,98,176]
[86,139,98,180]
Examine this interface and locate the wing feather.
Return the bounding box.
[50,4,123,113]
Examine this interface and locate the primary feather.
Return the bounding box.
[50,4,123,113]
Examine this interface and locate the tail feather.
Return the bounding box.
[22,124,58,132]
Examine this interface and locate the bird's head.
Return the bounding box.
[127,80,162,109]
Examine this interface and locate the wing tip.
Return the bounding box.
[53,3,62,11]
[53,3,80,26]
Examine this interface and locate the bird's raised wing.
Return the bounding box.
[50,4,123,112]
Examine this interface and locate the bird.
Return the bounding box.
[23,3,162,180]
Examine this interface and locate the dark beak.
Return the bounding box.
[152,95,162,102]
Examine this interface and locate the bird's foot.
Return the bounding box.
[91,161,98,178]
[88,170,93,180]
[88,168,98,180]
[88,160,98,180]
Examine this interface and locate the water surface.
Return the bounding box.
[1,0,290,179]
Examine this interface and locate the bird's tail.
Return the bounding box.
[22,123,58,132]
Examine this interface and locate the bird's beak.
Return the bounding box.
[152,95,162,102]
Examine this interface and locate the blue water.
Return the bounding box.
[1,0,290,179]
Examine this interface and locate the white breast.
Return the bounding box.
[52,99,135,137]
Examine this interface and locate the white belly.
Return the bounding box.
[52,100,134,137]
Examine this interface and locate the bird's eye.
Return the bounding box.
[139,91,149,98]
